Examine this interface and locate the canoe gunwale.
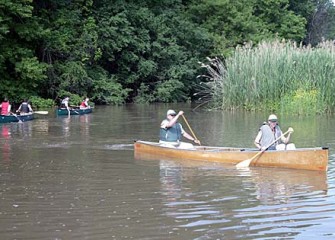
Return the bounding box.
[56,108,93,116]
[0,113,34,123]
[134,140,329,171]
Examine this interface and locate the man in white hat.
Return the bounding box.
[254,114,295,151]
[159,109,200,148]
[60,96,70,116]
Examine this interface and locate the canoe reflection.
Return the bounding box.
[154,157,329,237]
[136,152,328,205]
[247,167,328,204]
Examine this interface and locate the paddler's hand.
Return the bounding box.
[288,127,294,133]
[193,139,200,145]
[177,111,184,116]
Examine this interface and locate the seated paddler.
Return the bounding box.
[254,114,295,151]
[159,109,200,148]
[17,99,33,115]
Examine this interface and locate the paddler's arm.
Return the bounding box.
[181,129,200,144]
[280,127,294,144]
[254,131,263,150]
[165,110,184,128]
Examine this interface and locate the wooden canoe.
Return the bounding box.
[134,140,329,171]
[57,108,93,116]
[0,113,34,123]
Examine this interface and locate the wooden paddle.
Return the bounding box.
[10,112,22,123]
[236,129,292,168]
[34,111,48,115]
[181,114,201,145]
[73,109,80,114]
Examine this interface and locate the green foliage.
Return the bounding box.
[289,0,335,45]
[88,67,131,105]
[95,2,212,102]
[186,0,307,56]
[15,57,47,84]
[0,0,47,101]
[92,78,130,105]
[1,0,335,107]
[254,0,307,41]
[57,61,92,96]
[155,79,186,103]
[280,88,326,115]
[134,83,156,104]
[29,96,54,109]
[57,91,82,106]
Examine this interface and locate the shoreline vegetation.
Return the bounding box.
[199,40,335,115]
[1,1,335,114]
[6,39,335,116]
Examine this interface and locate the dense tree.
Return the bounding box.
[0,0,47,101]
[95,0,213,102]
[0,0,335,106]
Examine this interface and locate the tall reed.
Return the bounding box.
[199,40,335,114]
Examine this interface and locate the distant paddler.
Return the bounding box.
[60,96,70,116]
[79,97,91,109]
[0,97,11,115]
[16,99,33,115]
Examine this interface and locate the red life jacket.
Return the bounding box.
[1,101,10,115]
[80,101,87,108]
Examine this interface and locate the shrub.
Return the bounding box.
[29,96,54,109]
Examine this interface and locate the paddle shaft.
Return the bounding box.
[181,114,201,145]
[237,129,291,167]
[10,112,22,123]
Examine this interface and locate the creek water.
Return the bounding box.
[0,103,334,239]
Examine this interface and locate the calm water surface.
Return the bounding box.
[0,104,334,239]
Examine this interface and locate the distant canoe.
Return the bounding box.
[134,140,329,171]
[57,108,93,116]
[0,113,34,123]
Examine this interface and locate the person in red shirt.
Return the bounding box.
[0,98,11,115]
[79,97,90,109]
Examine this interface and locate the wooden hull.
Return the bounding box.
[134,141,329,171]
[57,108,92,116]
[0,113,34,123]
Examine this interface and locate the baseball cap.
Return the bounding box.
[167,109,176,116]
[268,114,278,122]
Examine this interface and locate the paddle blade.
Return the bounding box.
[34,111,48,115]
[236,159,252,168]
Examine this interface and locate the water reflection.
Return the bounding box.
[1,104,334,239]
[249,168,328,205]
[33,119,49,136]
[61,116,71,138]
[14,121,32,138]
[159,160,183,201]
[157,159,330,238]
[79,114,90,138]
[1,124,11,164]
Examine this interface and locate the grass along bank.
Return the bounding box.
[199,40,335,115]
